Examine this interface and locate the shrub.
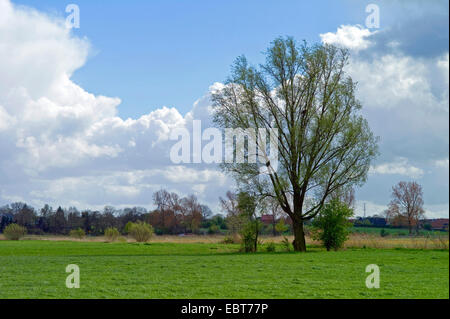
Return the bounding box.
[118,236,127,243]
[239,221,260,253]
[129,221,154,242]
[380,228,388,237]
[221,235,237,244]
[3,223,27,240]
[311,199,353,251]
[275,219,289,235]
[69,228,85,240]
[208,224,219,234]
[123,221,134,234]
[104,227,120,242]
[281,236,291,252]
[266,241,276,252]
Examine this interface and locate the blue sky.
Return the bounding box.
[1,0,448,217]
[15,0,374,118]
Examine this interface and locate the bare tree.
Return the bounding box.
[330,187,355,208]
[264,197,286,236]
[153,189,181,231]
[212,38,378,251]
[386,181,425,235]
[219,191,242,234]
[179,195,202,233]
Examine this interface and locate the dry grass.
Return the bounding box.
[1,233,448,250]
[344,233,449,250]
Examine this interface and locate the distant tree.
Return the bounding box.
[200,205,213,221]
[119,207,142,232]
[13,204,36,230]
[37,204,52,233]
[208,224,220,234]
[99,206,117,232]
[209,214,227,230]
[67,206,82,230]
[220,191,242,234]
[153,189,181,233]
[81,210,92,233]
[50,207,67,234]
[330,187,355,208]
[264,197,286,236]
[179,195,203,233]
[275,218,289,235]
[0,205,13,231]
[386,181,425,235]
[10,202,27,215]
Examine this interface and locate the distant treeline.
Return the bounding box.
[0,189,231,236]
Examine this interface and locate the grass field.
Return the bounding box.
[0,240,448,299]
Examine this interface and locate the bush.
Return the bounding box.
[208,224,219,234]
[275,219,289,235]
[3,223,27,240]
[118,236,127,243]
[104,227,120,242]
[123,221,134,234]
[129,221,153,242]
[221,235,237,244]
[266,241,276,252]
[69,228,85,240]
[311,199,353,251]
[380,228,388,237]
[239,221,260,253]
[281,236,291,252]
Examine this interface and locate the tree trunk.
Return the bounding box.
[292,219,307,252]
[254,221,259,252]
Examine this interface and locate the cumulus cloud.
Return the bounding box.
[370,158,424,179]
[320,25,376,51]
[322,22,448,217]
[434,159,449,169]
[0,0,231,212]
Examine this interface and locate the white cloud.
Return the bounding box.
[434,158,449,169]
[347,53,449,113]
[370,158,424,178]
[320,25,376,51]
[423,204,450,219]
[0,0,231,212]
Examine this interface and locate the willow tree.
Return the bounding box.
[212,37,378,252]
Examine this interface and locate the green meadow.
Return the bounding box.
[0,240,448,299]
